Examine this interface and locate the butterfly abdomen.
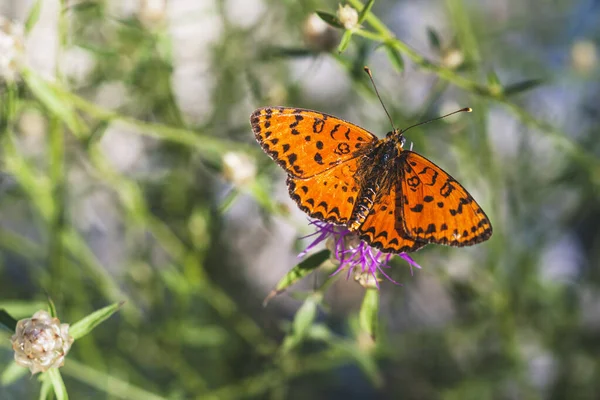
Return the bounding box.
[348,140,400,231]
[348,185,378,231]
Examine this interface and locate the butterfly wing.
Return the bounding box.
[251,107,377,178]
[358,182,427,253]
[399,151,492,246]
[287,157,362,224]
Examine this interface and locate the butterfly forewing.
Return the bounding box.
[287,157,362,224]
[251,107,377,178]
[399,151,492,246]
[358,182,427,253]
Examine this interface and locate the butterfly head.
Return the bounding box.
[386,129,407,148]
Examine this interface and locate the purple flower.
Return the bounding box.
[299,220,421,288]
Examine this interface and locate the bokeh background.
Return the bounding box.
[0,0,599,399]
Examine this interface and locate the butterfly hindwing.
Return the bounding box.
[287,158,362,224]
[358,181,427,253]
[251,107,377,178]
[399,151,492,246]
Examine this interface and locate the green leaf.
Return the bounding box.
[40,376,52,399]
[504,79,545,96]
[350,346,383,387]
[487,70,503,95]
[47,297,58,319]
[66,0,103,14]
[358,0,376,24]
[280,296,320,354]
[263,47,315,59]
[292,297,318,339]
[69,302,124,340]
[384,43,404,73]
[427,27,442,52]
[263,249,330,305]
[307,323,333,341]
[359,289,379,340]
[0,362,28,385]
[316,11,344,29]
[47,368,68,400]
[25,0,42,34]
[338,30,353,53]
[0,309,17,331]
[22,69,86,138]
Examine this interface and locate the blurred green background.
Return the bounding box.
[0,0,599,399]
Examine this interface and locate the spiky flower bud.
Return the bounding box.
[11,310,74,375]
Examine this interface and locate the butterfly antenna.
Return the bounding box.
[364,66,398,133]
[402,107,472,133]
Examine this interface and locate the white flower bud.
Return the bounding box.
[337,4,359,30]
[303,13,339,52]
[442,49,465,69]
[222,152,256,186]
[571,39,597,74]
[11,310,74,375]
[0,16,25,82]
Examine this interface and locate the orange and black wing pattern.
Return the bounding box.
[287,158,363,225]
[399,151,492,246]
[250,107,377,178]
[358,181,426,253]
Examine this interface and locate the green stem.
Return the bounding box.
[347,0,599,172]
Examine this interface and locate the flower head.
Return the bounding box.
[300,220,421,288]
[11,310,74,375]
[337,4,359,30]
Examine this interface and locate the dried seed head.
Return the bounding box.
[11,310,74,375]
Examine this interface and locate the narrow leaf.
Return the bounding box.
[264,47,315,59]
[487,70,503,95]
[0,309,17,332]
[25,0,42,34]
[384,43,404,73]
[39,376,53,399]
[316,11,344,29]
[22,69,85,137]
[338,30,353,53]
[69,302,124,340]
[504,79,545,96]
[263,249,330,305]
[359,289,379,340]
[292,297,318,340]
[47,297,58,319]
[47,368,68,400]
[427,27,442,52]
[358,0,376,24]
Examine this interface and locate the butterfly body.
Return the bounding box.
[251,106,492,254]
[349,137,401,230]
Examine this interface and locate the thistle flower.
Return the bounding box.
[299,220,421,288]
[11,310,74,375]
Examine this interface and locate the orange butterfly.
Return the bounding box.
[250,107,492,254]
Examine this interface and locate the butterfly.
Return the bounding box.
[250,107,492,254]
